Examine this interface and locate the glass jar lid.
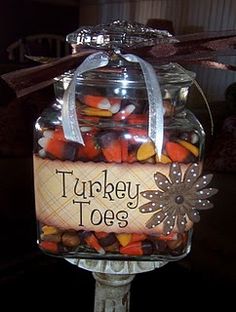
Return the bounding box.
[66,20,176,49]
[66,20,195,85]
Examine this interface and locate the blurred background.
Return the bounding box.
[1,0,236,102]
[0,1,235,310]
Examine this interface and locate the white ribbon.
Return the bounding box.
[62,52,109,145]
[121,54,164,158]
[62,51,164,157]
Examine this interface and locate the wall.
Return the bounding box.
[98,0,236,33]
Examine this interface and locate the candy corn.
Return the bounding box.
[40,128,77,161]
[127,114,148,125]
[42,225,61,235]
[137,141,156,161]
[177,139,199,157]
[102,141,122,163]
[109,98,121,114]
[83,231,105,254]
[116,233,132,247]
[165,141,191,162]
[120,240,153,256]
[130,233,147,243]
[77,132,101,160]
[156,154,172,164]
[82,107,113,117]
[113,104,135,121]
[99,132,122,163]
[83,95,111,109]
[39,241,59,254]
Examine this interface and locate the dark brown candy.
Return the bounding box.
[95,232,117,247]
[98,131,119,148]
[152,239,167,254]
[104,241,120,253]
[62,231,80,247]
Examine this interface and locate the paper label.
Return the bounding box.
[33,156,187,234]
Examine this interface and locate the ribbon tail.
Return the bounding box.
[62,52,109,144]
[122,54,164,158]
[180,59,236,71]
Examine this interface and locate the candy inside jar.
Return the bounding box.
[33,21,217,261]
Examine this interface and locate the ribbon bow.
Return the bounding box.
[62,51,164,158]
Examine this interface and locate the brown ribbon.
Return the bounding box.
[0,30,236,105]
[125,30,236,68]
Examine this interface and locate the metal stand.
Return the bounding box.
[67,259,167,312]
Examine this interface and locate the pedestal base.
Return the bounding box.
[67,258,167,274]
[66,259,167,311]
[93,272,134,312]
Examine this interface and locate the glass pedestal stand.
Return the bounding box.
[66,259,167,312]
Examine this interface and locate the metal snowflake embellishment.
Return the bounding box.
[139,163,218,235]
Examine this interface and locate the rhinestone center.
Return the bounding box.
[175,195,184,204]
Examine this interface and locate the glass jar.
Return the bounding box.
[33,21,213,261]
